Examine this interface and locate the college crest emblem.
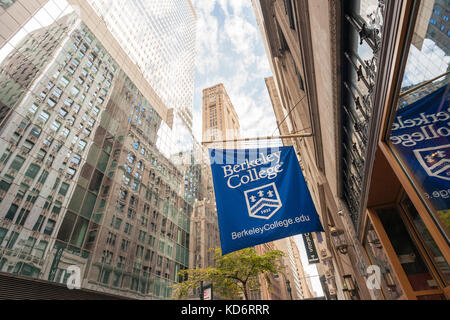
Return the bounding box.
[414,144,450,181]
[244,182,282,220]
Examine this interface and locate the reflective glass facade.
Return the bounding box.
[86,0,196,131]
[388,0,449,242]
[0,0,197,299]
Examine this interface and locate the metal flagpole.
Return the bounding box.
[201,132,313,146]
[399,70,449,98]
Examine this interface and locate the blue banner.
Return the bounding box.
[209,146,324,255]
[390,85,449,217]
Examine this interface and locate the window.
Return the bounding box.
[30,126,41,138]
[136,245,144,258]
[15,209,30,226]
[117,256,125,269]
[59,182,70,196]
[29,103,39,114]
[50,120,61,132]
[0,228,7,245]
[138,230,147,243]
[78,139,87,150]
[47,98,57,108]
[5,204,19,220]
[67,167,76,177]
[124,223,132,235]
[34,241,48,259]
[59,108,68,118]
[63,98,73,108]
[52,87,63,99]
[101,250,113,265]
[376,206,441,292]
[61,127,70,137]
[127,153,135,164]
[87,117,95,127]
[386,4,450,240]
[71,59,80,68]
[43,219,56,235]
[121,239,129,251]
[22,140,34,153]
[32,215,45,232]
[37,170,49,184]
[9,155,25,171]
[25,163,40,179]
[53,70,60,79]
[71,154,82,165]
[112,216,122,230]
[71,86,80,97]
[22,237,36,255]
[38,111,50,123]
[6,232,19,249]
[59,76,70,87]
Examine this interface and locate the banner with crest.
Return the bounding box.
[209,146,324,255]
[390,84,449,220]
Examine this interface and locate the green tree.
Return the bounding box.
[172,247,285,300]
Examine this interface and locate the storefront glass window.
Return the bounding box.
[387,0,450,241]
[377,206,440,291]
[400,196,450,285]
[363,219,403,299]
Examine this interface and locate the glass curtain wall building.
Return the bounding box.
[0,0,197,299]
[86,0,196,133]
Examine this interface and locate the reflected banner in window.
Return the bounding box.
[390,85,449,237]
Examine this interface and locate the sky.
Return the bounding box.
[191,0,277,143]
[191,0,324,298]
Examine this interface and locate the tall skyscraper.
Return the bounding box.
[189,143,220,271]
[186,82,243,296]
[202,83,240,148]
[0,0,197,299]
[85,0,196,132]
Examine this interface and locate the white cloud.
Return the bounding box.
[402,38,450,87]
[191,0,277,144]
[229,0,252,17]
[223,15,258,56]
[194,1,221,75]
[217,0,252,17]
